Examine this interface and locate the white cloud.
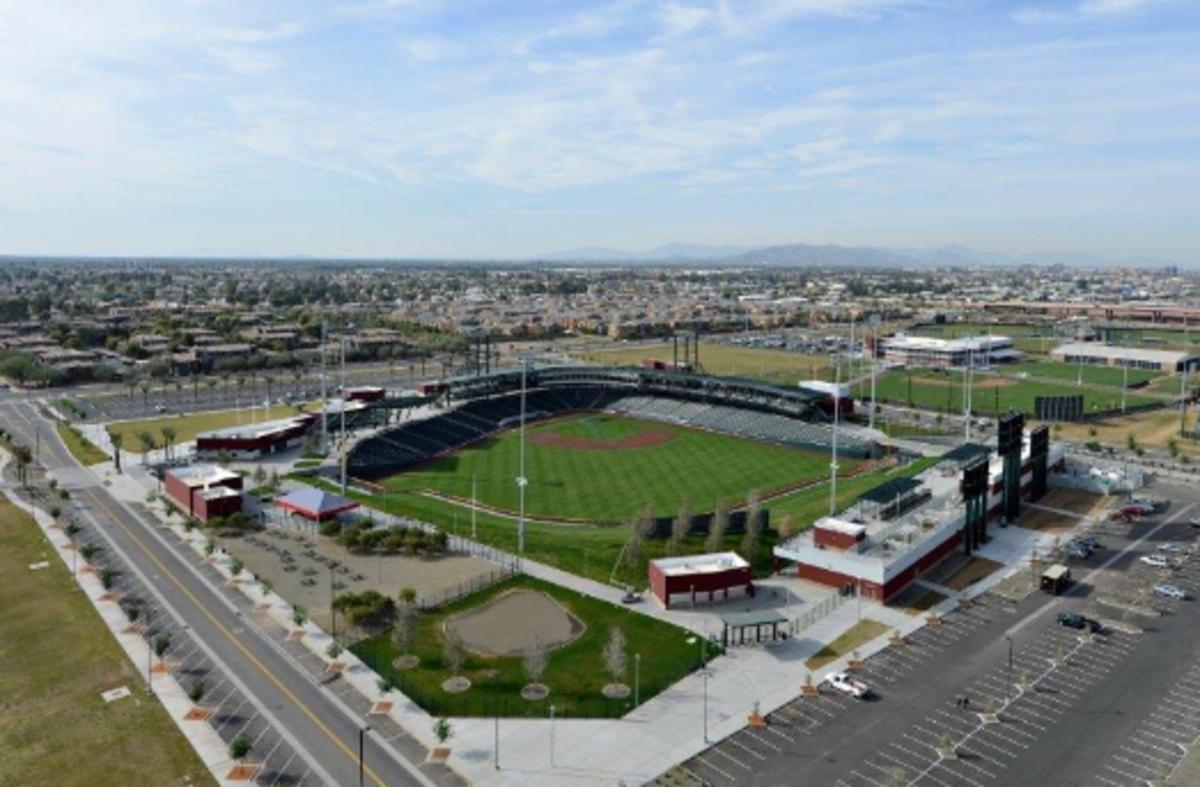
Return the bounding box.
[659,3,712,38]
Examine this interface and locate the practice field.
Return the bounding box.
[580,341,836,384]
[378,413,840,522]
[998,360,1164,387]
[106,402,316,452]
[0,499,213,787]
[857,368,1165,416]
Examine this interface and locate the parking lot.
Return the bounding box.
[665,481,1200,787]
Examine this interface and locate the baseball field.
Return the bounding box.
[378,412,842,523]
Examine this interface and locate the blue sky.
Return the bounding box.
[0,0,1197,260]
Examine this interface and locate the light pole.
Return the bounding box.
[829,356,841,516]
[1006,635,1013,698]
[688,636,709,742]
[549,704,556,768]
[517,358,528,556]
[634,653,641,707]
[358,724,371,787]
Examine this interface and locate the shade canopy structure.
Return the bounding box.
[274,486,359,521]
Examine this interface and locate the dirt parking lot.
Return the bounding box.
[225,526,500,630]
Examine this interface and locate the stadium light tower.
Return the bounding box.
[1121,331,1129,413]
[517,358,529,555]
[320,320,328,454]
[829,357,841,516]
[963,338,974,444]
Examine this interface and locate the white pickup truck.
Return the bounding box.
[827,671,870,699]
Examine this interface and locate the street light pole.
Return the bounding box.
[358,725,369,787]
[1006,635,1013,698]
[517,358,528,556]
[549,704,556,768]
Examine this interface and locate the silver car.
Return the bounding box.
[1153,583,1187,600]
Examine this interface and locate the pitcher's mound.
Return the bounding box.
[445,589,584,656]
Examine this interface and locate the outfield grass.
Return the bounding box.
[353,574,701,718]
[380,413,841,522]
[580,341,836,384]
[107,402,315,452]
[856,368,1164,416]
[0,499,213,786]
[56,423,108,465]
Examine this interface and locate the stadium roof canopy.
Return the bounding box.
[941,442,993,466]
[275,486,359,521]
[857,477,923,505]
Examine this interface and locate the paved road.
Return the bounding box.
[1,397,451,787]
[668,483,1200,787]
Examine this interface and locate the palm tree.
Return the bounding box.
[206,376,218,405]
[13,444,32,488]
[137,431,155,466]
[139,382,150,414]
[110,432,123,473]
[262,374,275,410]
[161,426,176,463]
[175,381,183,411]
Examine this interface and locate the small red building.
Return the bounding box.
[195,413,318,459]
[164,465,243,523]
[346,386,385,403]
[648,552,753,608]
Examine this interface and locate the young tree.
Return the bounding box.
[442,631,466,676]
[160,426,176,463]
[602,627,627,684]
[432,718,453,746]
[229,735,252,762]
[669,498,693,556]
[522,640,548,686]
[741,490,764,556]
[706,501,729,553]
[154,633,171,658]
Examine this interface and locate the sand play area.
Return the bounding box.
[444,589,584,656]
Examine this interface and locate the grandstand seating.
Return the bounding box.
[347,384,876,479]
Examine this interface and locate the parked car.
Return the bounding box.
[1157,542,1183,553]
[1132,497,1167,513]
[1189,516,1200,529]
[1153,584,1188,600]
[1057,612,1103,633]
[1141,555,1171,569]
[1064,544,1090,560]
[827,671,871,699]
[1078,535,1103,549]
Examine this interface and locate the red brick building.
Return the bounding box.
[648,552,753,608]
[164,465,243,523]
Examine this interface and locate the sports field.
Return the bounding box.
[379,412,839,522]
[856,368,1165,416]
[581,341,836,384]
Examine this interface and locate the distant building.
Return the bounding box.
[1048,343,1198,373]
[880,334,1019,369]
[195,413,318,459]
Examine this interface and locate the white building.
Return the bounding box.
[880,334,1020,369]
[1048,343,1198,373]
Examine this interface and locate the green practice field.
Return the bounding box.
[379,413,841,522]
[581,341,836,384]
[856,368,1165,416]
[998,361,1164,387]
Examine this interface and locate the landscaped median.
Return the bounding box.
[56,422,109,465]
[805,618,890,670]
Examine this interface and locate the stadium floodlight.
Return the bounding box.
[517,357,528,556]
[829,355,841,516]
[320,320,328,454]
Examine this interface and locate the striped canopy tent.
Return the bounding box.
[274,487,359,521]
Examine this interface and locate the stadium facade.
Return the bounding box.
[880,334,1020,369]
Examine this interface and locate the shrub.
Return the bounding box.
[327,642,343,659]
[229,558,244,576]
[332,590,395,627]
[319,520,341,537]
[124,604,142,623]
[99,568,115,590]
[188,680,205,703]
[79,542,99,561]
[229,736,252,761]
[292,606,306,626]
[154,634,170,657]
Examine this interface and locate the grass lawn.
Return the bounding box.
[106,402,315,452]
[380,413,840,522]
[805,618,890,670]
[856,368,1164,417]
[1049,408,1200,455]
[999,361,1163,388]
[56,423,108,465]
[352,574,702,718]
[0,499,213,787]
[580,342,836,384]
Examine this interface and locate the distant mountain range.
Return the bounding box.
[538,242,1182,269]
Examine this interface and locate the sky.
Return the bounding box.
[0,0,1197,261]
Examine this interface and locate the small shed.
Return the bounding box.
[274,486,359,521]
[719,609,788,647]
